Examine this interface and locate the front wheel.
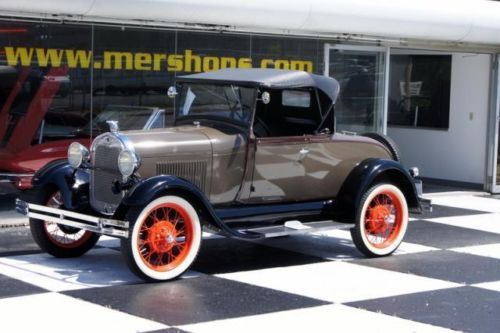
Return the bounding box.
[29,188,100,258]
[121,196,202,282]
[351,183,408,257]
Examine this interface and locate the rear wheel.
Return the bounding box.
[351,183,408,257]
[121,196,202,282]
[29,188,100,257]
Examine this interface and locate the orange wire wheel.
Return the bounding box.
[123,196,202,281]
[351,184,408,257]
[43,191,93,249]
[29,188,100,258]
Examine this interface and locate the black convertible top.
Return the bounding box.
[178,68,340,103]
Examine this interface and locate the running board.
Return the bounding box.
[241,220,353,238]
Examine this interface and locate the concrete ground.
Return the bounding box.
[0,193,27,227]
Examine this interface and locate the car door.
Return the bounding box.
[248,136,310,203]
[302,133,340,200]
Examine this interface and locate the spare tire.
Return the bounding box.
[362,132,401,162]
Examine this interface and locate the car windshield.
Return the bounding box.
[175,83,255,126]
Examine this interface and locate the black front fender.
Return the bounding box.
[333,158,420,222]
[121,175,205,207]
[116,175,260,240]
[22,161,90,210]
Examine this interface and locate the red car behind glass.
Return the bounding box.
[0,67,165,193]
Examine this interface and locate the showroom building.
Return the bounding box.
[1,0,500,191]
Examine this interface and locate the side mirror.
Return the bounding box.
[167,86,178,98]
[261,91,271,105]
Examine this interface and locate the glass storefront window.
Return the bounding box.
[0,21,324,154]
[0,22,92,149]
[388,52,451,129]
[177,31,251,73]
[92,26,175,130]
[251,36,322,74]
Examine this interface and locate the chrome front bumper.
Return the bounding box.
[15,199,129,238]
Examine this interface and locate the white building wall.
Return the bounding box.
[387,53,491,185]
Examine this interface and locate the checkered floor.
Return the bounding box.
[1,191,500,332]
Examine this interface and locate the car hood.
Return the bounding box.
[121,125,213,158]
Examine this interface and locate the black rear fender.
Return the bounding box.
[333,158,420,222]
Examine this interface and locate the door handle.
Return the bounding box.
[298,148,309,161]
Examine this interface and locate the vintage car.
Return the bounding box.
[0,104,165,192]
[16,68,430,282]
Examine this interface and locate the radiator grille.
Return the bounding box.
[156,160,207,192]
[90,134,124,215]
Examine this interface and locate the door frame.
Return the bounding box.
[323,43,390,134]
[486,54,500,193]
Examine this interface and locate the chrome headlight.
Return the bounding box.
[118,149,139,177]
[68,142,89,168]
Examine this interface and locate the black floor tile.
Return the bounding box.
[64,275,329,326]
[347,286,500,333]
[192,237,327,274]
[0,194,16,210]
[253,232,365,260]
[411,204,488,220]
[353,250,500,284]
[0,227,41,256]
[0,273,48,299]
[405,220,500,249]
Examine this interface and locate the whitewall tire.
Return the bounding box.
[351,183,409,257]
[121,196,202,281]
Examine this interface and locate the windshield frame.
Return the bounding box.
[173,82,257,130]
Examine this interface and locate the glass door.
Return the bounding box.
[325,44,388,134]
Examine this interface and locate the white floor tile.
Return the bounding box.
[450,243,500,260]
[426,213,500,234]
[96,235,120,248]
[181,304,455,333]
[0,293,167,333]
[395,242,439,255]
[472,281,500,293]
[429,195,500,213]
[0,248,142,291]
[217,261,459,303]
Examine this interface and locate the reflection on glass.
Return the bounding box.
[86,105,163,134]
[388,53,451,129]
[328,49,385,133]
